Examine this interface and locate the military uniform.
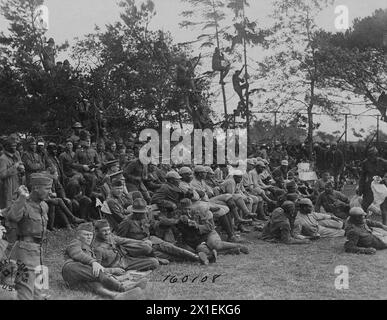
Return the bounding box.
[261,207,306,244]
[0,150,22,209]
[105,194,132,231]
[21,151,45,187]
[93,234,158,271]
[7,184,50,300]
[344,219,387,253]
[62,238,124,293]
[117,206,201,263]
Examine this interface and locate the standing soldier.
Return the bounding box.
[0,134,24,209]
[326,143,344,188]
[7,173,53,300]
[359,147,387,224]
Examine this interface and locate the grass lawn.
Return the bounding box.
[1,185,386,300]
[2,228,387,300]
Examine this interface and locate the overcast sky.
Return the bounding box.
[1,0,386,140]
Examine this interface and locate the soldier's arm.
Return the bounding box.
[0,239,8,261]
[113,235,147,246]
[22,154,42,171]
[366,219,386,229]
[158,214,179,227]
[196,217,214,235]
[7,193,28,222]
[0,158,18,180]
[106,199,126,221]
[66,241,98,265]
[280,224,309,245]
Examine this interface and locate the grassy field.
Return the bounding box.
[1,185,387,300]
[2,228,387,300]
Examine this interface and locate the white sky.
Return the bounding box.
[1,0,386,141]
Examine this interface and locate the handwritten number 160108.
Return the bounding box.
[163,274,222,284]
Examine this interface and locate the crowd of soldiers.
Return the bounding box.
[1,122,387,300]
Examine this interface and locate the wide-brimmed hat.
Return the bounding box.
[132,198,148,214]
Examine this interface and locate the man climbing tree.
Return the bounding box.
[212,47,231,85]
[232,65,249,106]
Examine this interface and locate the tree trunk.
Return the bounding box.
[307,80,315,160]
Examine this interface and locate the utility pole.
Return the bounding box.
[241,1,250,147]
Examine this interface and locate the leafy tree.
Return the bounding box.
[73,0,214,134]
[258,0,340,159]
[317,9,387,121]
[179,0,230,123]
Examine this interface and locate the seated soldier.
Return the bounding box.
[177,199,249,262]
[105,180,132,232]
[93,219,159,271]
[278,180,304,206]
[294,198,345,239]
[251,161,285,201]
[151,171,187,211]
[46,178,85,230]
[144,163,163,193]
[260,201,310,245]
[190,166,244,242]
[65,176,94,222]
[344,207,387,255]
[315,182,350,220]
[62,223,145,300]
[117,199,208,265]
[123,158,151,203]
[313,172,333,198]
[219,170,259,220]
[272,160,289,189]
[74,132,101,198]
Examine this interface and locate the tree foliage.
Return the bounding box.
[317,8,387,121]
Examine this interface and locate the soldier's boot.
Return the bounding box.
[198,252,209,265]
[209,249,217,263]
[237,224,250,233]
[161,243,203,263]
[87,282,120,299]
[58,199,86,224]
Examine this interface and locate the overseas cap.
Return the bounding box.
[166,171,182,180]
[179,167,193,175]
[349,207,366,217]
[194,165,207,173]
[94,219,110,230]
[77,222,94,233]
[298,198,313,207]
[30,173,53,188]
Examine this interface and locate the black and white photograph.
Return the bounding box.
[0,0,387,305]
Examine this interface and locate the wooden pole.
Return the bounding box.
[211,0,228,127]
